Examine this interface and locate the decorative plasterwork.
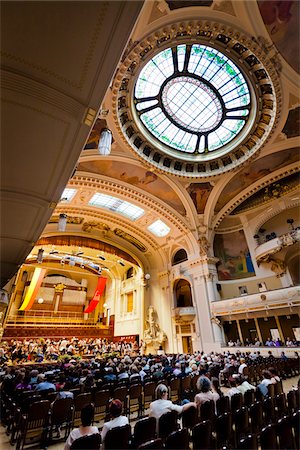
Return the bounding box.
[214,163,299,228]
[254,200,300,235]
[255,230,300,264]
[211,285,300,316]
[68,175,190,233]
[112,20,281,178]
[53,206,158,252]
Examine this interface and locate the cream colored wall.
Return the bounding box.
[218,276,283,300]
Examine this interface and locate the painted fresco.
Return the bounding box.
[78,160,186,215]
[187,182,213,214]
[258,0,299,73]
[214,230,255,281]
[215,148,299,212]
[84,118,107,150]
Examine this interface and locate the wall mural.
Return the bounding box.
[258,0,299,73]
[78,160,186,215]
[283,107,300,138]
[187,182,213,214]
[214,230,255,280]
[215,148,299,212]
[84,118,107,150]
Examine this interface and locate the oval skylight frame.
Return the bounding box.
[134,44,252,157]
[113,21,279,178]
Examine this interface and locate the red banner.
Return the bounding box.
[84,277,107,313]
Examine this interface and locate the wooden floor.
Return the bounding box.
[0,376,298,450]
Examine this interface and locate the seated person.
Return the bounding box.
[149,383,196,432]
[64,404,99,450]
[195,376,220,407]
[101,399,128,445]
[227,377,240,397]
[236,376,256,395]
[35,373,56,392]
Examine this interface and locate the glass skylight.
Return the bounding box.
[89,193,144,221]
[60,188,77,202]
[148,219,170,237]
[134,44,251,154]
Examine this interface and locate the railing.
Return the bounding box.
[255,229,300,263]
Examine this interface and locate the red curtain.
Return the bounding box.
[84,277,107,313]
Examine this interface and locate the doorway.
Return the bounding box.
[182,336,193,354]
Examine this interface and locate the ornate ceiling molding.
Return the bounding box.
[112,19,281,178]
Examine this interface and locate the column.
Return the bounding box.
[275,315,285,342]
[192,273,215,352]
[236,319,244,344]
[254,317,263,343]
[205,273,225,345]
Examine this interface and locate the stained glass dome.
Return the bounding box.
[134,44,251,155]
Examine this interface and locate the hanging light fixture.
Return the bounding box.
[98,128,112,155]
[58,213,67,231]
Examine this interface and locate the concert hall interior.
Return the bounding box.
[1,0,300,355]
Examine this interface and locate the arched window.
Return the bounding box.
[172,249,188,266]
[174,279,193,307]
[126,267,134,279]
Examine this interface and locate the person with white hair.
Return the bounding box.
[149,384,196,432]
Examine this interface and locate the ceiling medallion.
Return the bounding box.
[112,21,280,178]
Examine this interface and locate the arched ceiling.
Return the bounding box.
[2,0,299,286]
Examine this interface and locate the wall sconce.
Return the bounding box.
[37,248,44,263]
[37,297,44,304]
[144,273,151,288]
[58,213,67,231]
[98,128,112,155]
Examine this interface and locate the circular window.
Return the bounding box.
[134,44,252,156]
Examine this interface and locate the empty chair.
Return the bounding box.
[73,393,92,427]
[169,378,180,403]
[137,438,163,449]
[192,420,213,450]
[292,410,299,450]
[104,424,131,450]
[231,393,243,412]
[260,424,278,450]
[158,410,178,440]
[234,406,250,442]
[112,386,128,412]
[49,397,73,441]
[165,428,189,450]
[70,433,101,450]
[263,396,276,424]
[249,401,264,435]
[268,384,275,398]
[15,400,51,450]
[277,415,295,450]
[239,433,258,450]
[200,399,215,424]
[274,381,283,396]
[244,389,255,408]
[182,404,198,431]
[127,384,142,419]
[93,390,110,424]
[217,395,230,416]
[287,390,297,414]
[216,412,233,448]
[275,393,287,418]
[180,376,191,400]
[143,382,155,412]
[133,417,156,448]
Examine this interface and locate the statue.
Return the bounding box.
[144,305,167,350]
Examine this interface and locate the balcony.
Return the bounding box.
[172,306,196,322]
[255,229,300,263]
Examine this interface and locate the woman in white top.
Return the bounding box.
[64,404,99,450]
[149,384,196,432]
[101,399,129,446]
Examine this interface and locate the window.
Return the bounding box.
[61,188,76,202]
[172,249,188,265]
[89,193,144,220]
[127,292,133,313]
[148,219,170,237]
[135,44,251,156]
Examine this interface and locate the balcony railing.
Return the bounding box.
[255,229,300,263]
